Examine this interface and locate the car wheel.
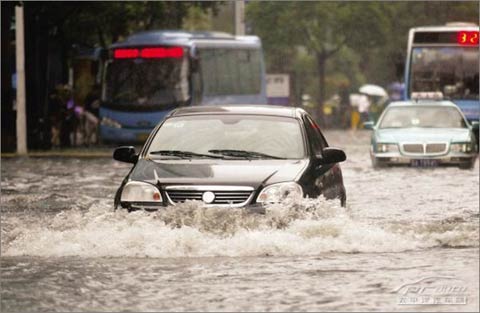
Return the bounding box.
[371,157,386,169]
[459,159,475,170]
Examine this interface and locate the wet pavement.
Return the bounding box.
[1,130,479,312]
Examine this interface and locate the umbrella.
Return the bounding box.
[359,84,388,97]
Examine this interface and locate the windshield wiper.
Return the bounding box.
[208,149,286,160]
[149,150,225,159]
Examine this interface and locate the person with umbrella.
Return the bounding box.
[359,84,389,123]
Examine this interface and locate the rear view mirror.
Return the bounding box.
[318,147,346,164]
[113,146,138,164]
[363,121,375,130]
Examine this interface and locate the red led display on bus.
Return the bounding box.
[140,47,184,58]
[113,48,139,59]
[457,31,479,45]
[114,47,184,59]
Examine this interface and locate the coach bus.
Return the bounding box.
[404,23,479,122]
[100,31,267,143]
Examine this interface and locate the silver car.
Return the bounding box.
[365,100,479,169]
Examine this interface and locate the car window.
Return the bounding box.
[303,115,326,155]
[148,115,306,159]
[380,106,467,128]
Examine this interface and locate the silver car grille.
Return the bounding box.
[164,186,254,206]
[403,143,424,154]
[401,142,448,156]
[426,143,447,154]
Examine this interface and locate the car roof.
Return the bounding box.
[387,100,460,108]
[167,105,305,118]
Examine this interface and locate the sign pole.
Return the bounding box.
[15,4,27,155]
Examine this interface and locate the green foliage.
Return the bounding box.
[26,1,221,49]
[183,6,214,31]
[247,1,479,109]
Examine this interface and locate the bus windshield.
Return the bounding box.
[104,58,190,109]
[410,47,479,100]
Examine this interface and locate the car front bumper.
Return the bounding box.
[120,202,267,214]
[371,150,478,166]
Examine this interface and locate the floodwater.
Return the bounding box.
[1,130,479,312]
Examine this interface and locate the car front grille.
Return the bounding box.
[426,143,447,154]
[401,143,448,155]
[165,186,254,206]
[402,144,424,154]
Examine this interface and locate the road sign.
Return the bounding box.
[266,74,290,105]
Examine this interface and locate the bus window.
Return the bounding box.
[410,47,479,100]
[104,57,190,109]
[199,48,262,96]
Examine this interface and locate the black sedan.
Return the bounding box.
[113,105,347,212]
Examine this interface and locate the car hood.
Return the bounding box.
[129,158,309,189]
[375,128,472,143]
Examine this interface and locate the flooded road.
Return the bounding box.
[1,130,479,311]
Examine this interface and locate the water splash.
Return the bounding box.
[2,198,477,258]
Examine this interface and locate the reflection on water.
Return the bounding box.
[1,131,479,311]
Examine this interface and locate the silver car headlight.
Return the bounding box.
[376,143,399,153]
[450,143,473,153]
[121,181,162,202]
[101,116,122,129]
[257,182,303,204]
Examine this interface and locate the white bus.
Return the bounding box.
[404,23,479,122]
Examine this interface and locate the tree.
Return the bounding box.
[248,1,478,123]
[1,1,221,149]
[248,2,388,121]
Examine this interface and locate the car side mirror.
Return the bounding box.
[363,121,375,130]
[113,146,138,164]
[317,147,346,164]
[470,121,479,130]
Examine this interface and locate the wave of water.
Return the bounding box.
[2,198,477,258]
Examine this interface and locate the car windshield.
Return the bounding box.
[380,106,467,129]
[147,115,305,159]
[104,58,189,108]
[410,47,479,100]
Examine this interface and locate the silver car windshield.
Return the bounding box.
[147,115,306,159]
[380,106,467,129]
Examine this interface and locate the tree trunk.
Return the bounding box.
[315,51,326,125]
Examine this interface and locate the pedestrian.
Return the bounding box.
[349,94,362,130]
[60,86,76,147]
[358,93,371,126]
[83,85,101,146]
[48,88,64,148]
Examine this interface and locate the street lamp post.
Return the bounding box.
[15,4,27,155]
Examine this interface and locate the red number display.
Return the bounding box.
[457,31,479,46]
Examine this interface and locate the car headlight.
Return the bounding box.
[121,181,162,202]
[257,182,303,204]
[451,143,473,153]
[101,116,122,129]
[376,143,398,153]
